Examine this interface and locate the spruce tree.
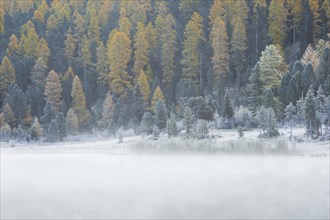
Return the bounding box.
[154,100,167,130]
[66,108,78,135]
[40,101,56,129]
[304,86,319,137]
[31,57,47,88]
[55,112,67,141]
[183,106,194,136]
[247,63,263,114]
[262,88,278,113]
[167,112,178,137]
[222,90,234,121]
[47,119,60,142]
[284,102,296,139]
[256,106,279,137]
[140,112,154,134]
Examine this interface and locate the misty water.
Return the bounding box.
[1,152,329,219]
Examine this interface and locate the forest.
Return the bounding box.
[0,0,330,142]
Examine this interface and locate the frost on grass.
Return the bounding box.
[131,137,289,154]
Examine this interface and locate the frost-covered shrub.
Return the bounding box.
[197,120,209,139]
[234,106,253,128]
[107,119,116,137]
[237,126,244,137]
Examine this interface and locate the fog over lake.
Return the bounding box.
[1,152,329,219]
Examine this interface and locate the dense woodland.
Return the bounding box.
[0,0,330,142]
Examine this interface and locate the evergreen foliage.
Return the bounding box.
[183,106,194,136]
[47,119,60,142]
[55,112,67,141]
[140,112,154,134]
[167,112,178,137]
[30,117,43,140]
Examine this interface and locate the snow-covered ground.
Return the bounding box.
[1,128,329,219]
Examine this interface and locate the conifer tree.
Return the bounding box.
[40,101,56,129]
[55,112,67,141]
[167,112,178,137]
[0,122,11,141]
[181,12,203,83]
[152,125,160,138]
[308,0,321,42]
[262,88,278,113]
[30,117,43,140]
[35,38,50,63]
[107,31,132,99]
[259,45,284,89]
[304,86,319,137]
[0,56,16,103]
[100,92,115,129]
[96,42,108,94]
[222,90,234,121]
[31,57,47,88]
[71,75,88,129]
[65,28,76,65]
[137,70,150,103]
[284,102,296,139]
[134,29,149,77]
[301,44,319,70]
[316,48,330,89]
[268,0,287,48]
[183,106,194,136]
[151,86,165,110]
[210,16,229,85]
[66,108,78,135]
[44,70,62,111]
[256,106,278,137]
[155,100,167,130]
[247,63,263,114]
[140,112,154,134]
[0,8,4,33]
[2,103,16,129]
[301,63,316,96]
[161,14,177,90]
[24,25,39,57]
[47,119,60,142]
[7,34,19,56]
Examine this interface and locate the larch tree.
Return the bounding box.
[118,10,132,39]
[7,34,19,56]
[161,14,177,101]
[230,15,247,88]
[31,57,47,88]
[301,44,319,70]
[65,27,76,65]
[259,45,285,90]
[0,56,16,103]
[151,86,165,110]
[181,12,204,84]
[210,16,229,85]
[46,14,58,32]
[35,38,50,63]
[30,117,43,140]
[107,31,132,99]
[268,0,287,49]
[308,0,321,43]
[137,70,150,104]
[71,75,88,129]
[133,28,149,77]
[24,25,39,57]
[0,8,4,33]
[44,70,62,111]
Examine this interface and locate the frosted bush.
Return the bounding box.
[234,106,253,128]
